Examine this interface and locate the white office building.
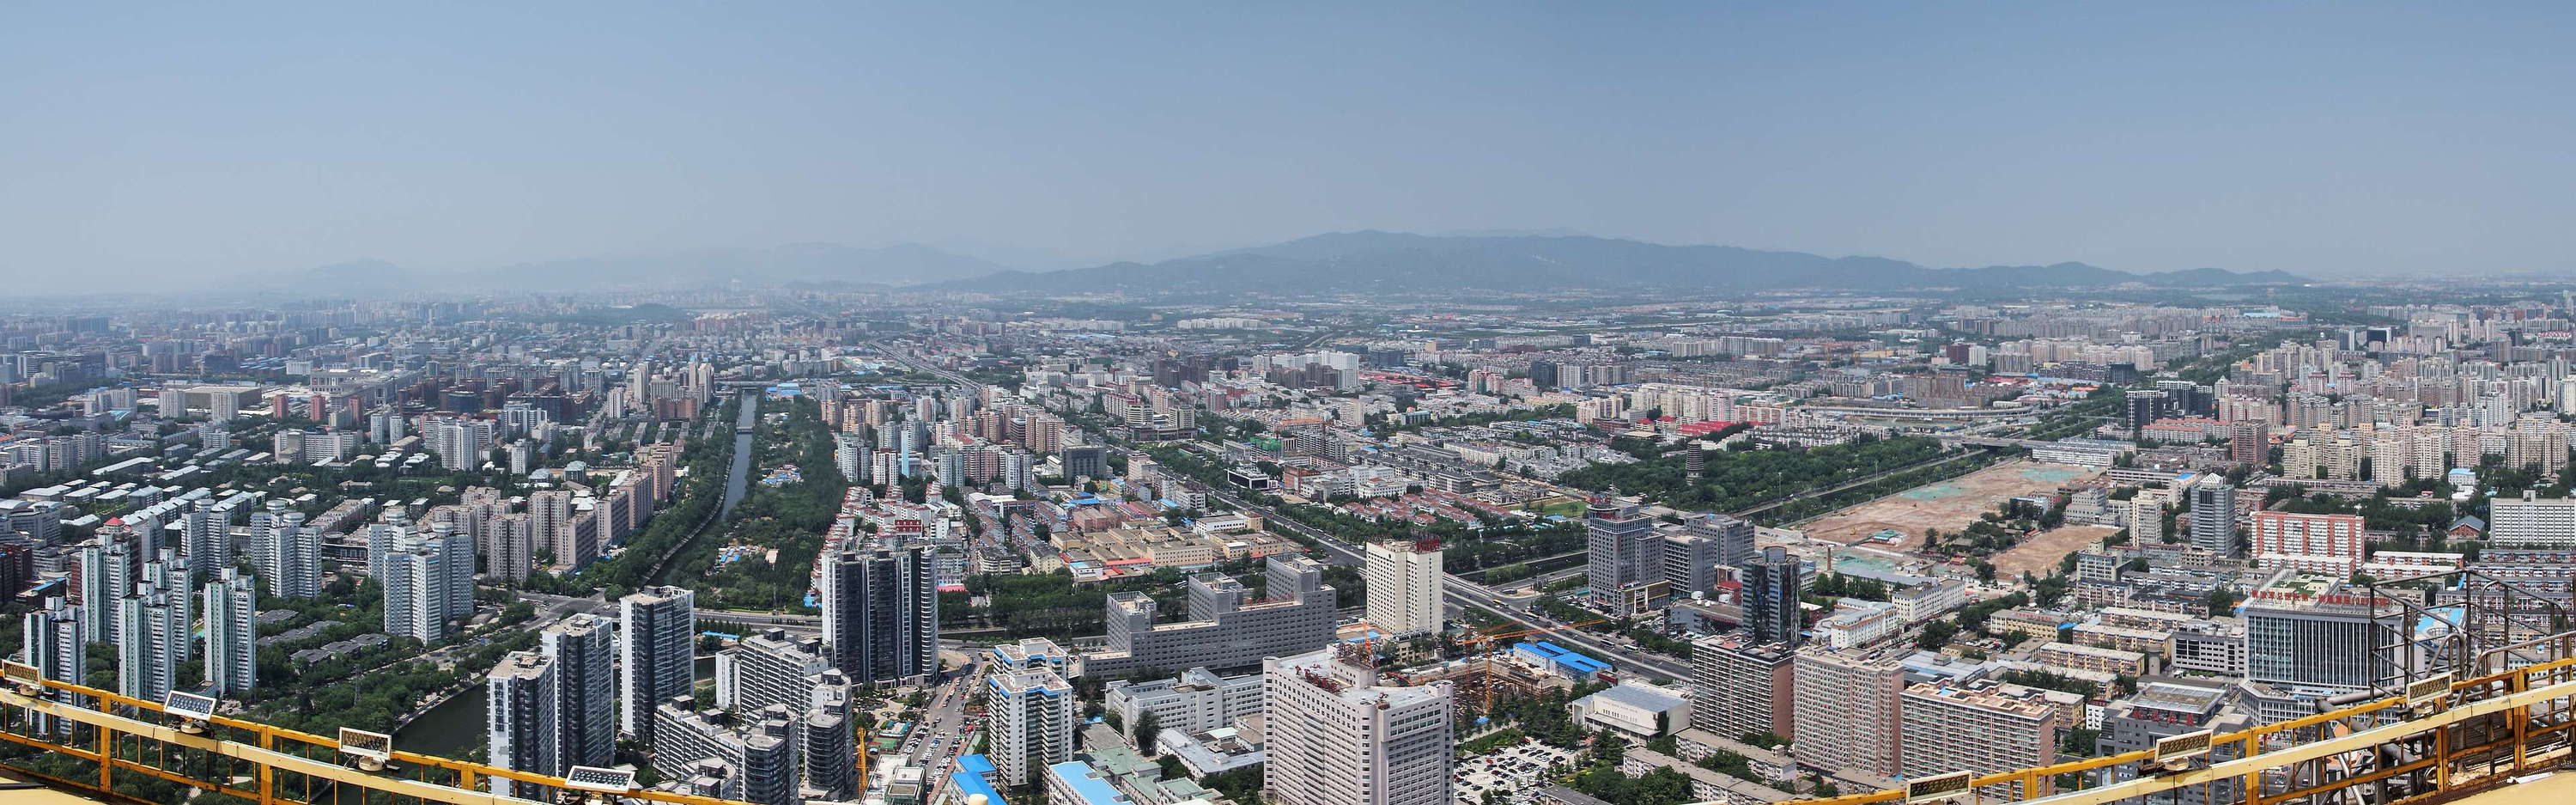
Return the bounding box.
[1262,648,1454,805]
[1105,667,1265,737]
[1364,540,1443,637]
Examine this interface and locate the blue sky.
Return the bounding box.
[3,3,2572,284]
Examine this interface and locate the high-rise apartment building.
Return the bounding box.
[620,586,697,741]
[246,500,288,583]
[716,629,834,715]
[73,540,116,647]
[204,569,257,695]
[487,651,560,801]
[264,511,321,599]
[364,510,407,582]
[1899,680,2062,798]
[2125,389,2171,435]
[380,543,441,641]
[1791,647,1904,777]
[651,697,799,805]
[2128,494,2164,546]
[2094,680,2251,805]
[1364,539,1443,637]
[2185,474,2239,556]
[2486,491,2576,547]
[1263,647,1453,805]
[1697,512,1759,570]
[20,598,82,737]
[114,588,185,701]
[2248,510,2366,574]
[180,499,225,581]
[1660,512,1753,600]
[987,668,1077,787]
[817,546,939,685]
[2228,421,2268,465]
[530,490,588,569]
[1690,637,1795,742]
[484,512,536,584]
[542,613,617,771]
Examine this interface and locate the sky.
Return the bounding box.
[4,3,2574,286]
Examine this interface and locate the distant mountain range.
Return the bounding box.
[264,231,2301,297]
[939,231,2304,295]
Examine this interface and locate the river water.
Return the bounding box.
[396,393,759,759]
[397,655,722,758]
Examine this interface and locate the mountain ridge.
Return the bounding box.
[936,230,2305,294]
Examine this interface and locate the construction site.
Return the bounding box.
[1363,619,1608,725]
[1795,460,2098,550]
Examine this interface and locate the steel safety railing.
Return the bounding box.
[1759,656,2576,805]
[0,668,752,805]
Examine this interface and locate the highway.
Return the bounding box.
[894,346,1693,682]
[1206,485,1692,683]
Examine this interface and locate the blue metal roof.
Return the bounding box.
[1048,761,1127,805]
[952,755,1007,805]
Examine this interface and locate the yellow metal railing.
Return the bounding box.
[0,674,753,805]
[1769,656,2576,805]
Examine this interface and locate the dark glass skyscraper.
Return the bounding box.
[1744,546,1805,647]
[820,546,940,685]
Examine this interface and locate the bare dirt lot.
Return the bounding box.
[1993,524,2121,578]
[1798,460,2099,552]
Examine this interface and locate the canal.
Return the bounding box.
[719,390,759,520]
[396,655,722,759]
[395,393,760,759]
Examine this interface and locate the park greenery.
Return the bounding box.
[686,396,855,612]
[1558,435,1985,523]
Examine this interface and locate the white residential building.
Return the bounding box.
[2488,491,2576,548]
[619,586,697,743]
[204,569,258,694]
[987,668,1077,787]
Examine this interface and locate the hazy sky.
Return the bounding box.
[5,3,2573,284]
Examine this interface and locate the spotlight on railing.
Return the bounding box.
[1,661,45,697]
[561,765,639,804]
[162,692,219,735]
[1904,770,1975,804]
[2151,729,2214,775]
[2405,673,2454,717]
[338,727,395,772]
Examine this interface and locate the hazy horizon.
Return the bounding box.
[9,3,2576,287]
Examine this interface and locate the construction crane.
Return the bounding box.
[1464,619,1605,716]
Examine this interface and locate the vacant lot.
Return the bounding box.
[1994,524,2121,578]
[1799,460,2099,551]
